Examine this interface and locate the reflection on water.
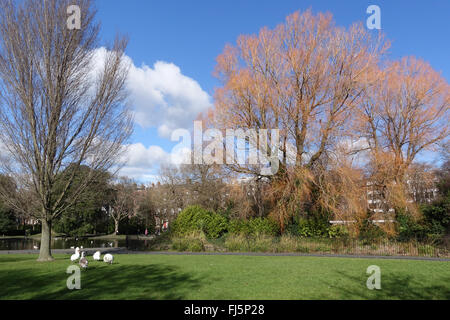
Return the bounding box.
[0,238,154,251]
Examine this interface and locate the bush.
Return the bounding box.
[228,217,279,236]
[250,235,275,252]
[0,209,16,234]
[171,232,206,252]
[248,218,279,236]
[418,244,436,256]
[286,218,338,238]
[224,234,249,252]
[297,219,322,237]
[395,213,426,242]
[392,197,450,242]
[172,205,227,239]
[224,234,275,252]
[119,215,150,235]
[359,219,386,242]
[421,201,450,237]
[228,219,251,235]
[327,225,349,238]
[207,213,228,238]
[278,235,305,252]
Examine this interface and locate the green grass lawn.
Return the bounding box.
[0,254,448,300]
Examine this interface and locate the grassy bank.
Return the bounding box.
[87,234,154,240]
[86,234,127,240]
[145,233,450,258]
[0,254,448,300]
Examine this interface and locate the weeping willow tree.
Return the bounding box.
[0,0,133,261]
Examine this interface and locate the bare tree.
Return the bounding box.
[440,140,450,163]
[211,10,387,228]
[179,164,227,211]
[407,163,438,204]
[157,164,186,210]
[354,57,449,216]
[105,177,137,235]
[213,10,387,172]
[358,57,450,184]
[0,0,133,261]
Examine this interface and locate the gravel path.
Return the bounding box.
[2,248,448,261]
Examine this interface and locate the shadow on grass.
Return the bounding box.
[322,269,450,300]
[0,259,203,300]
[0,255,40,263]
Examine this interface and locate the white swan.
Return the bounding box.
[33,245,39,250]
[93,251,101,261]
[70,247,80,262]
[103,253,114,264]
[79,251,88,269]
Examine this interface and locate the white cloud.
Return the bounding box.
[117,167,160,183]
[170,146,192,166]
[127,60,212,138]
[121,143,168,168]
[116,143,168,181]
[118,143,194,182]
[90,49,211,181]
[91,48,211,138]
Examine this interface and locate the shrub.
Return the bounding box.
[0,209,16,234]
[248,217,279,236]
[392,198,450,242]
[358,219,386,242]
[206,213,228,238]
[418,244,435,256]
[224,234,249,252]
[297,219,319,237]
[171,232,206,252]
[327,225,349,238]
[250,235,275,252]
[421,201,450,238]
[277,235,311,253]
[286,218,337,238]
[395,213,426,242]
[228,217,279,236]
[172,205,227,239]
[224,234,276,252]
[228,219,251,235]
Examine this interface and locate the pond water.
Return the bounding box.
[0,238,155,251]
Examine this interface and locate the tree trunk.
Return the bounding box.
[37,219,54,262]
[114,219,119,235]
[255,178,264,217]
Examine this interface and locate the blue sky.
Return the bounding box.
[94,0,450,181]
